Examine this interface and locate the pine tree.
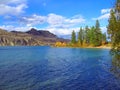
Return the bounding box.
[107,9,117,44]
[84,26,90,45]
[78,27,83,45]
[89,26,96,46]
[107,0,120,54]
[71,30,76,44]
[107,6,120,49]
[94,20,102,46]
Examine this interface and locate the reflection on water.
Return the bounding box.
[111,49,120,78]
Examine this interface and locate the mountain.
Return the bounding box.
[0,28,70,46]
[26,28,57,38]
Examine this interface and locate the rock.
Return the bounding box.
[0,28,70,46]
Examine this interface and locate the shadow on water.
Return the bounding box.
[110,49,120,78]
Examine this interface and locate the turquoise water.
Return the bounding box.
[0,46,120,90]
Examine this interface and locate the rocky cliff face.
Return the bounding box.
[0,28,69,46]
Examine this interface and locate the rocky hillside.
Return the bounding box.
[26,28,57,38]
[0,28,69,46]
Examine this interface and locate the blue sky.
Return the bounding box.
[0,0,115,37]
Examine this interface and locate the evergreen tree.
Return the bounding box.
[78,27,83,45]
[107,3,120,50]
[89,26,96,46]
[109,0,120,62]
[107,9,117,44]
[84,26,90,45]
[94,20,102,46]
[71,30,76,44]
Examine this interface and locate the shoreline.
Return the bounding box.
[85,46,111,49]
[54,45,111,49]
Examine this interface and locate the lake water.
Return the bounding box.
[0,46,120,90]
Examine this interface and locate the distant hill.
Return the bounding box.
[26,28,57,38]
[0,28,70,46]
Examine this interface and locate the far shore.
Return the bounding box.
[85,46,111,49]
[54,45,111,49]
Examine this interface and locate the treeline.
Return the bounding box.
[107,0,120,51]
[71,20,107,47]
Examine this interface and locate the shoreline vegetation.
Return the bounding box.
[55,19,112,49]
[54,41,111,49]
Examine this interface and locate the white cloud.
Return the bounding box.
[46,27,80,36]
[0,0,27,15]
[47,13,64,27]
[0,25,31,32]
[21,14,47,27]
[0,0,26,5]
[99,13,110,20]
[66,15,85,24]
[101,9,111,14]
[0,4,27,15]
[19,13,85,28]
[47,13,85,28]
[92,13,110,20]
[92,8,111,20]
